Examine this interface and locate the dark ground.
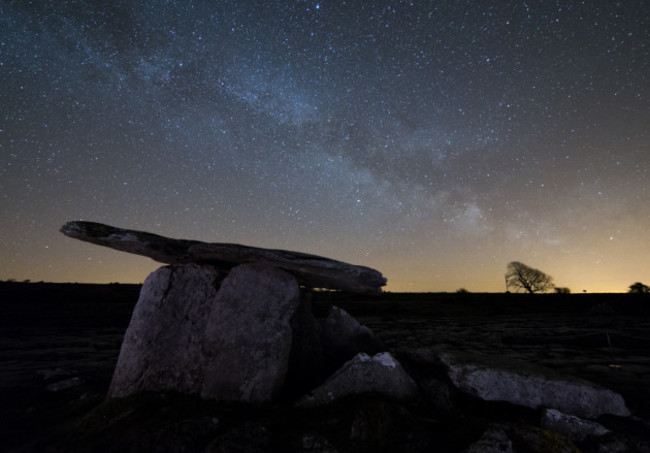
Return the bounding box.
[1,282,649,451]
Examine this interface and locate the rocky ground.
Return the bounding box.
[1,282,650,452]
[352,295,650,420]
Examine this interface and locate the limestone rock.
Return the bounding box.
[349,399,398,450]
[393,348,461,416]
[467,424,580,453]
[109,263,226,397]
[298,433,340,453]
[465,425,514,453]
[317,306,382,372]
[205,421,271,453]
[296,352,419,408]
[61,220,386,294]
[46,377,82,393]
[541,408,610,443]
[507,424,580,453]
[437,350,630,419]
[201,263,301,402]
[417,377,459,417]
[283,293,325,400]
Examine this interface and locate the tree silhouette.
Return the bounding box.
[505,261,554,294]
[628,282,650,294]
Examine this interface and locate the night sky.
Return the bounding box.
[1,1,649,292]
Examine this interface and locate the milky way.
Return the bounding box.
[1,1,649,292]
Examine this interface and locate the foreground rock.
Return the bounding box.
[60,220,386,294]
[466,424,580,453]
[296,352,419,408]
[465,425,514,453]
[316,306,383,372]
[436,350,630,419]
[541,408,610,443]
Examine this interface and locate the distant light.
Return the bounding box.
[315,3,320,9]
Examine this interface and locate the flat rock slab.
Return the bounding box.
[60,221,386,294]
[296,352,419,408]
[434,350,630,419]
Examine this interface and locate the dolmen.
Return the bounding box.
[60,221,387,403]
[61,221,646,452]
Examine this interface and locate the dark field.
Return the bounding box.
[1,282,650,451]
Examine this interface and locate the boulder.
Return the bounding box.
[296,352,419,408]
[465,425,514,453]
[317,306,382,372]
[467,423,581,453]
[204,421,271,453]
[416,376,459,417]
[46,377,82,393]
[541,408,610,443]
[283,292,325,400]
[394,348,461,416]
[437,350,630,419]
[201,263,301,402]
[506,424,580,453]
[298,433,340,453]
[109,263,227,397]
[349,399,399,450]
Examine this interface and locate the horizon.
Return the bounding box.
[0,275,641,296]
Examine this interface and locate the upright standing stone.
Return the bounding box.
[317,306,382,372]
[201,263,301,403]
[283,291,325,400]
[109,263,226,397]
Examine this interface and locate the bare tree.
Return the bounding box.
[628,282,650,294]
[505,261,554,293]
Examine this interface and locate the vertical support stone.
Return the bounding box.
[109,263,226,398]
[201,264,301,403]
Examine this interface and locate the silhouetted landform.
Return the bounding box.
[2,282,650,451]
[60,221,386,294]
[0,281,140,329]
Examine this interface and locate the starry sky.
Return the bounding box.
[1,1,649,292]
